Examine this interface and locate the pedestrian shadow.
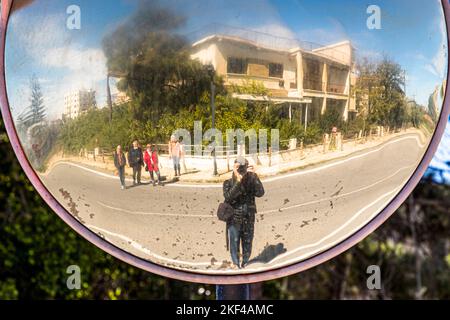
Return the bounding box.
[181,169,200,175]
[124,183,146,190]
[125,176,171,187]
[247,243,287,265]
[160,176,180,185]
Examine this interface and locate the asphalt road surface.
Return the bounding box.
[40,133,426,274]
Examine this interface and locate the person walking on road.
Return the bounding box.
[128,140,144,185]
[168,135,181,177]
[114,145,127,190]
[223,158,265,269]
[144,144,163,186]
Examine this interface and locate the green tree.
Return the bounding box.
[355,57,407,129]
[102,1,213,125]
[59,104,134,154]
[18,75,46,128]
[0,116,215,300]
[1,114,449,299]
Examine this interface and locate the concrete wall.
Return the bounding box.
[190,42,225,74]
[191,39,297,93]
[312,41,353,66]
[328,65,349,94]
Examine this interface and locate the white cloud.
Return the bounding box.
[251,23,297,39]
[425,14,447,78]
[8,13,71,66]
[295,17,349,47]
[252,23,298,49]
[44,47,106,74]
[7,11,108,121]
[43,46,107,89]
[18,45,107,120]
[357,49,382,61]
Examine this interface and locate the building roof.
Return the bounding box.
[192,34,352,66]
[192,34,291,56]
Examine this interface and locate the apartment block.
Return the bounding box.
[63,89,97,120]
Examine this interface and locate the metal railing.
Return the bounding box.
[303,78,347,94]
[185,23,352,65]
[76,126,396,166]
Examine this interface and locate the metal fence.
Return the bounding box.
[78,126,395,167]
[185,23,351,64]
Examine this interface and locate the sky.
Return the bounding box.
[4,0,448,121]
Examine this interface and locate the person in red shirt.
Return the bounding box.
[144,144,163,186]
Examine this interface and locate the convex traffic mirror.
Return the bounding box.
[1,0,449,283]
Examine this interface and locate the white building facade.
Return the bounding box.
[191,35,357,126]
[63,89,97,120]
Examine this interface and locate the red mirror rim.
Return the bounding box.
[1,0,449,285]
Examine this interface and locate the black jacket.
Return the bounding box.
[127,147,143,167]
[114,152,127,169]
[223,172,265,224]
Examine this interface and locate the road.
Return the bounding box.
[40,133,426,274]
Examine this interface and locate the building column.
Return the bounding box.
[296,52,304,98]
[289,103,292,123]
[321,63,328,115]
[345,69,351,95]
[344,68,351,122]
[304,104,309,131]
[321,97,327,115]
[343,99,349,121]
[322,63,328,92]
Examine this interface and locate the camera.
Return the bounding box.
[238,163,248,175]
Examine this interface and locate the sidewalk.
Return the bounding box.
[44,128,428,184]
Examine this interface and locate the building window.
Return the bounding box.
[269,63,283,78]
[303,58,322,91]
[227,57,247,74]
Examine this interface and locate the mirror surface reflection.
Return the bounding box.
[4,0,448,274]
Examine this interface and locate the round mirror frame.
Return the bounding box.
[1,0,449,284]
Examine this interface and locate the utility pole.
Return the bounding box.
[106,74,113,123]
[208,65,218,176]
[216,284,250,300]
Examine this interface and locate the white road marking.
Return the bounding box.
[97,201,214,218]
[267,189,399,266]
[95,164,414,217]
[49,134,424,188]
[86,224,211,267]
[260,164,414,215]
[44,134,423,273]
[262,135,424,183]
[86,187,400,274]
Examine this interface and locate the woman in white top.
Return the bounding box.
[168,135,181,177]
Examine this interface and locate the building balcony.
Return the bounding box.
[303,77,348,95]
[327,83,346,94]
[303,78,324,92]
[225,73,290,91]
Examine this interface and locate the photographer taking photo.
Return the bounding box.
[223,158,265,269]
